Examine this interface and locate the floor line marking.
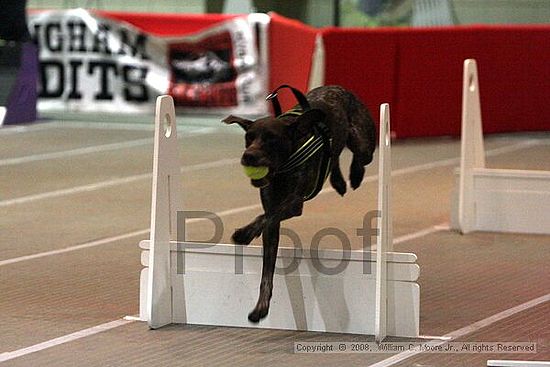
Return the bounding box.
[0,139,152,167]
[0,127,216,167]
[0,137,546,362]
[0,139,541,208]
[45,121,220,132]
[0,229,149,267]
[312,139,539,197]
[0,123,59,135]
[0,158,240,208]
[0,318,134,363]
[0,203,262,267]
[0,208,445,272]
[0,140,541,261]
[367,293,550,367]
[2,292,547,364]
[0,222,451,362]
[393,223,449,245]
[47,121,157,131]
[382,139,542,178]
[0,120,216,134]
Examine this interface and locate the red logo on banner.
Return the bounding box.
[168,31,238,107]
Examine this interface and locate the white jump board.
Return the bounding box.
[451,59,550,235]
[452,168,550,234]
[488,361,550,367]
[139,240,420,336]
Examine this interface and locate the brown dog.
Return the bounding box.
[223,85,376,322]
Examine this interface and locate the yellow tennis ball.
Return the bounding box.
[243,166,269,180]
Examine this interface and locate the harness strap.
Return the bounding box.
[266,84,311,116]
[278,134,324,173]
[304,122,332,201]
[266,84,333,201]
[277,122,332,201]
[278,107,303,119]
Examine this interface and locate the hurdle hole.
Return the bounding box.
[164,113,172,138]
[469,74,476,92]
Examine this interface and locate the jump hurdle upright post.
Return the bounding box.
[140,97,420,338]
[146,96,183,329]
[451,59,550,235]
[375,103,392,342]
[458,59,485,234]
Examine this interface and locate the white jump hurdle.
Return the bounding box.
[139,96,420,340]
[451,59,550,235]
[488,361,550,367]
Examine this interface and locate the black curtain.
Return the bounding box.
[0,0,30,41]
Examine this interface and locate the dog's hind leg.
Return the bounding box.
[330,158,347,196]
[349,155,366,190]
[347,121,376,189]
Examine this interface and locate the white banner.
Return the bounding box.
[28,9,269,114]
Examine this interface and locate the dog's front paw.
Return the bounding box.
[248,304,269,323]
[231,227,254,245]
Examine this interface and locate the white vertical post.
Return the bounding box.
[458,59,486,234]
[146,96,183,329]
[0,107,6,126]
[307,34,325,91]
[375,103,392,343]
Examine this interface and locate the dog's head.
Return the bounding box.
[223,109,325,188]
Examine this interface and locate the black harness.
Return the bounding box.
[266,85,332,201]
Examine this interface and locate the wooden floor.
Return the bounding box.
[0,114,549,366]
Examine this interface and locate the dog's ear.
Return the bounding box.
[294,109,326,135]
[222,115,254,131]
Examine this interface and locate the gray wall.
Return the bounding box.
[453,0,550,25]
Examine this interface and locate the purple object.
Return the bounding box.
[4,42,38,125]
